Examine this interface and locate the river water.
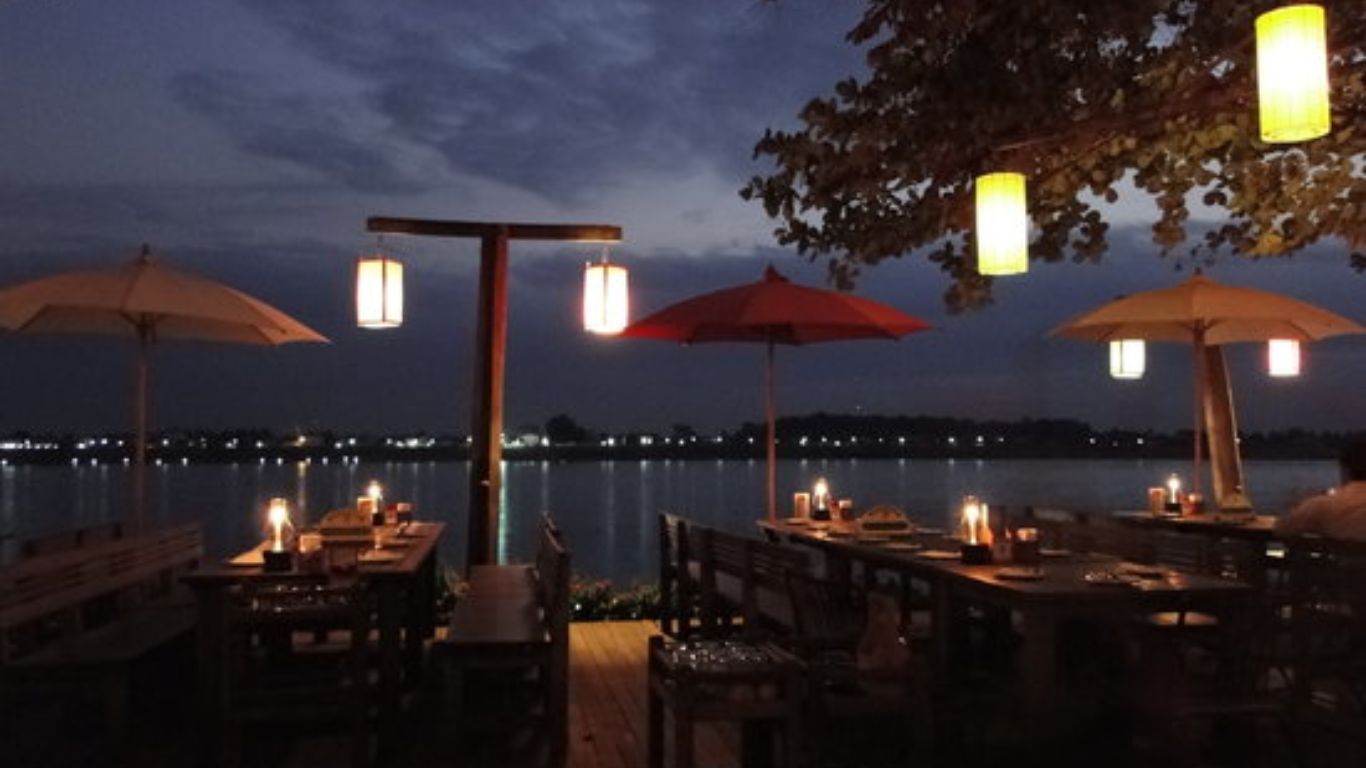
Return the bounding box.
[0,458,1337,583]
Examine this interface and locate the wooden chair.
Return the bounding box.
[1284,535,1366,740]
[658,513,694,638]
[785,572,921,766]
[1133,577,1300,767]
[223,575,377,768]
[691,526,807,639]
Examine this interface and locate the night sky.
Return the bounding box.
[0,0,1361,437]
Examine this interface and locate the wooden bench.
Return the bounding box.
[20,521,124,559]
[0,523,203,757]
[439,517,570,767]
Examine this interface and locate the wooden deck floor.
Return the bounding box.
[569,621,738,768]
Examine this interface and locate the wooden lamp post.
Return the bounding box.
[364,216,623,569]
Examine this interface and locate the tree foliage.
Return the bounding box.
[742,0,1366,310]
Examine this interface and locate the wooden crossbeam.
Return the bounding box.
[367,216,621,243]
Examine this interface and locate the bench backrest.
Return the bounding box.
[20,522,124,559]
[0,523,202,662]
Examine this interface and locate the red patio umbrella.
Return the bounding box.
[622,265,932,520]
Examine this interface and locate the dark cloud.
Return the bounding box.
[169,69,426,196]
[221,0,865,203]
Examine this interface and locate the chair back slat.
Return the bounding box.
[786,572,864,655]
[1151,532,1207,572]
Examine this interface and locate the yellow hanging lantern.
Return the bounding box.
[975,172,1029,275]
[1267,339,1301,377]
[1256,4,1331,143]
[583,251,629,335]
[1109,339,1146,380]
[355,252,404,329]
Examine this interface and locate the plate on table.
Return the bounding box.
[915,549,960,560]
[1083,570,1138,587]
[880,541,923,552]
[995,567,1045,582]
[227,550,265,567]
[1117,564,1167,579]
[1040,548,1073,558]
[397,523,430,538]
[360,549,405,564]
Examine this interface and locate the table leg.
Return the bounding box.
[647,684,664,768]
[1016,607,1061,731]
[376,578,403,715]
[673,707,694,768]
[741,721,773,768]
[192,585,228,768]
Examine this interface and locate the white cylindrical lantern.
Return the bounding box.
[1268,339,1302,377]
[356,256,404,329]
[1256,4,1331,143]
[1109,339,1146,380]
[583,256,629,335]
[975,172,1029,276]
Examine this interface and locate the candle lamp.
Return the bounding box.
[959,496,993,564]
[811,478,831,521]
[1164,474,1183,514]
[263,497,295,572]
[365,480,385,526]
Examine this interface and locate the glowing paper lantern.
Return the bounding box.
[975,172,1029,276]
[1268,339,1301,377]
[355,255,404,329]
[1256,5,1331,143]
[583,256,629,335]
[1109,339,1146,380]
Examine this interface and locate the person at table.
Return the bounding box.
[1278,440,1366,541]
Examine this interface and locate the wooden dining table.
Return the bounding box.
[1110,510,1280,541]
[758,518,1255,743]
[182,521,444,765]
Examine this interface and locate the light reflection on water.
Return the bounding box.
[0,458,1338,583]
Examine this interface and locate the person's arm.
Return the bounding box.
[1278,495,1330,534]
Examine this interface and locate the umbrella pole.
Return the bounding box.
[132,325,149,534]
[1192,326,1205,497]
[765,340,776,522]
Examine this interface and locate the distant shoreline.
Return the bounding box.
[0,443,1344,467]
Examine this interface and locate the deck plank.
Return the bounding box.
[568,621,739,768]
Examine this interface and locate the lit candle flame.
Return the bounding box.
[812,477,829,511]
[267,497,289,552]
[963,497,980,546]
[1166,474,1181,504]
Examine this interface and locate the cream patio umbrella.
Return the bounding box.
[0,245,329,531]
[1052,273,1363,506]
